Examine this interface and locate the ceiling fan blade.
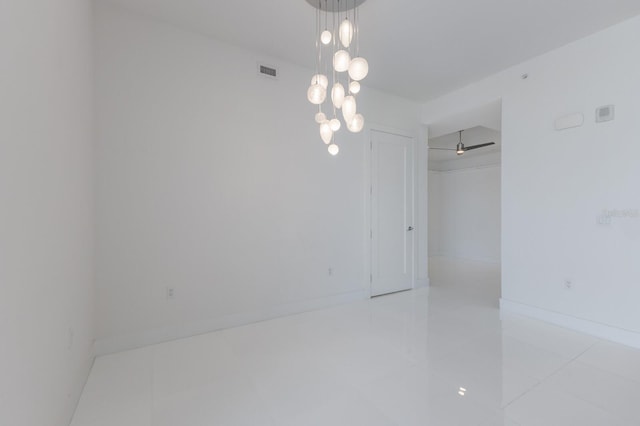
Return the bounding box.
[428,147,456,151]
[463,142,496,151]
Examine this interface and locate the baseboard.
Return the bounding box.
[500,298,640,349]
[429,255,501,265]
[94,289,370,356]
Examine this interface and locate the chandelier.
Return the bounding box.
[306,0,369,156]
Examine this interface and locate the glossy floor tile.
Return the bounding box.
[71,258,640,425]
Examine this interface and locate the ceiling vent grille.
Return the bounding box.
[258,63,278,79]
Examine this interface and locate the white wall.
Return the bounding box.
[422,15,640,346]
[428,167,501,263]
[428,171,442,256]
[95,3,422,353]
[0,1,95,425]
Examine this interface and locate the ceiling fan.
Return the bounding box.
[429,130,496,156]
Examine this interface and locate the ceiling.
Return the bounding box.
[103,0,640,101]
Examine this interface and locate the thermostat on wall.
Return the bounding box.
[596,105,615,123]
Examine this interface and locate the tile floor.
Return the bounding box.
[71,259,640,425]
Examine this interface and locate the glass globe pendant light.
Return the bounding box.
[342,95,356,122]
[333,50,351,73]
[320,121,333,145]
[306,0,368,155]
[346,113,364,133]
[307,83,326,105]
[321,30,332,45]
[315,111,327,123]
[311,74,328,89]
[348,57,368,81]
[320,0,332,45]
[331,82,345,109]
[339,19,353,47]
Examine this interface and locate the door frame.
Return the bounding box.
[364,124,418,297]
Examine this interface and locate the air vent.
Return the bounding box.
[596,105,615,123]
[258,63,278,79]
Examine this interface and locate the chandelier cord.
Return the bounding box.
[316,1,321,81]
[355,1,359,57]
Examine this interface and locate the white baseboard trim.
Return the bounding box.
[415,278,430,289]
[500,298,640,349]
[94,289,370,356]
[429,255,501,266]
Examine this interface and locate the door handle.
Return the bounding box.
[407,226,414,231]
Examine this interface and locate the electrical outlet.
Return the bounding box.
[564,280,573,290]
[166,287,175,300]
[328,267,333,276]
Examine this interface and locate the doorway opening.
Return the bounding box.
[427,102,502,305]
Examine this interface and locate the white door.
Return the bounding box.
[371,130,415,297]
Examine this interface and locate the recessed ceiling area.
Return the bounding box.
[101,0,640,101]
[429,126,501,171]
